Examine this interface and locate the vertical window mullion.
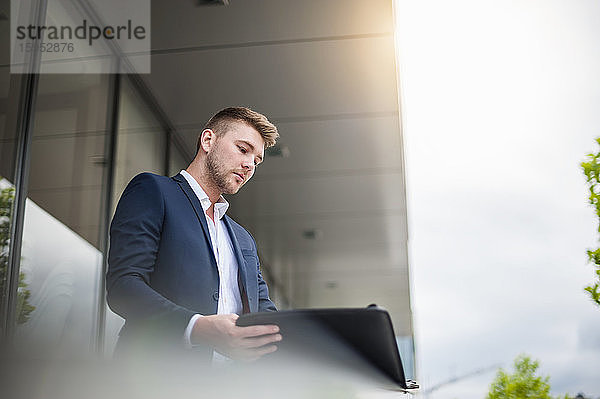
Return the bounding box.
[2,0,48,341]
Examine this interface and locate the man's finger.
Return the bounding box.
[237,324,279,338]
[240,333,282,349]
[252,344,278,357]
[241,344,278,361]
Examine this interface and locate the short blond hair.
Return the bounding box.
[197,107,279,154]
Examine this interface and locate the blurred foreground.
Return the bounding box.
[0,343,411,399]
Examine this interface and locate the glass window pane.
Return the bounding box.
[14,74,110,356]
[168,137,189,176]
[0,68,25,338]
[112,77,166,208]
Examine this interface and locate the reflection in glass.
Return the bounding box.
[112,77,166,208]
[0,181,36,331]
[169,136,188,177]
[0,63,26,336]
[14,74,110,355]
[16,195,102,354]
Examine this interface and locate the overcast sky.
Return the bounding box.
[395,1,600,397]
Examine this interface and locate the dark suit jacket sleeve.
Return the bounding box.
[258,267,277,312]
[106,173,196,337]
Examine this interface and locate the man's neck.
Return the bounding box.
[185,164,221,205]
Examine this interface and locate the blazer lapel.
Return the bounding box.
[223,215,251,313]
[172,173,214,256]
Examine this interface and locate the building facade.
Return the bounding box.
[0,0,415,378]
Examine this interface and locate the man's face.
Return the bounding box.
[205,122,265,195]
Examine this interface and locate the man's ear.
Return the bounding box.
[199,129,215,153]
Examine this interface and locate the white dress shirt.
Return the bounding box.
[179,170,243,350]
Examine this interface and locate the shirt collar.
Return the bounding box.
[180,170,229,220]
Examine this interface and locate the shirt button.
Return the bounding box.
[213,291,219,301]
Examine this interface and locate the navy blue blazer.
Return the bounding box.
[106,172,276,348]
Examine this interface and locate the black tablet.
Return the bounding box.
[236,306,411,390]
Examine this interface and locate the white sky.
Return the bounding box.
[394,0,600,398]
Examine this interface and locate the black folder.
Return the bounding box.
[236,305,416,391]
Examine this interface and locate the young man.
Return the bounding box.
[107,107,281,360]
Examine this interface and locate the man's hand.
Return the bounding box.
[191,313,281,361]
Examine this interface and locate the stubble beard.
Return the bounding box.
[206,149,240,195]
